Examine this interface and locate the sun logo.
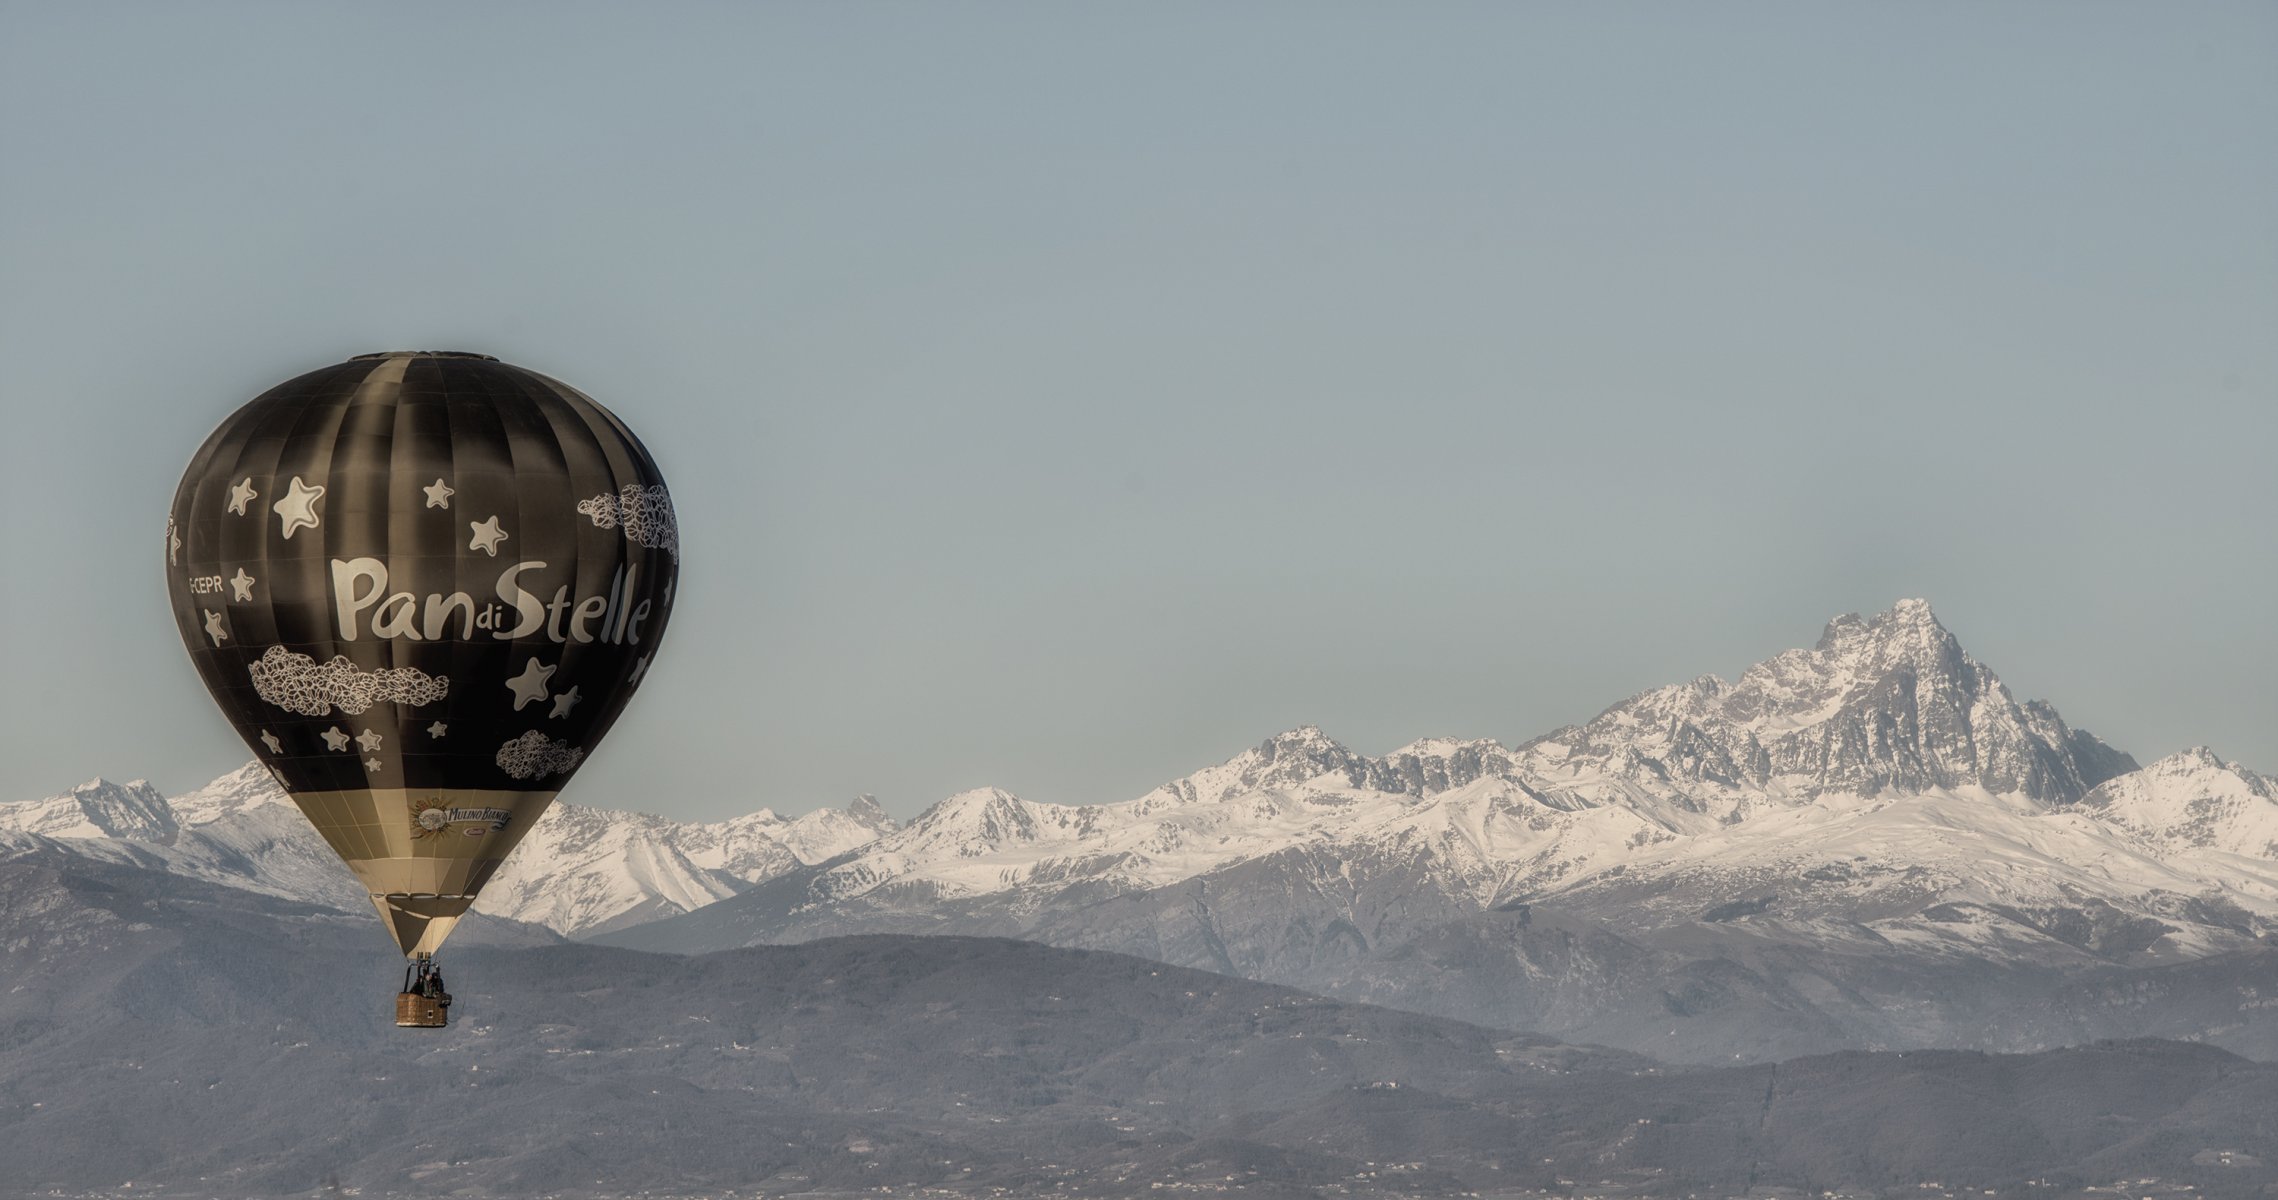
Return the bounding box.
[410,797,451,839]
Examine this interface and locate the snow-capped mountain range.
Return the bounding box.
[0,765,895,937]
[9,599,2273,972]
[602,601,2278,964]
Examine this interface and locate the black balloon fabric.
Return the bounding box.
[164,352,678,805]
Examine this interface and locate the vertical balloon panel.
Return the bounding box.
[166,353,678,956]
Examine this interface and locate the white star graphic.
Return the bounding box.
[363,757,383,773]
[468,514,509,557]
[272,476,325,540]
[549,685,582,719]
[259,730,282,754]
[320,726,351,752]
[505,657,555,710]
[226,478,258,516]
[627,655,650,686]
[201,609,228,646]
[427,721,448,738]
[423,478,455,509]
[228,567,256,602]
[354,729,383,753]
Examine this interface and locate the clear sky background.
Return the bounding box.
[3,3,2272,820]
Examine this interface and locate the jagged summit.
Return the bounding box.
[1733,598,1964,730]
[1817,595,1939,643]
[1520,598,2133,810]
[0,778,177,844]
[2171,745,2246,772]
[1260,724,1342,753]
[1126,726,1365,812]
[906,786,1050,846]
[167,761,288,825]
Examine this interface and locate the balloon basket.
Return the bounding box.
[395,991,448,1028]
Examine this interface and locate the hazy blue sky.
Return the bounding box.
[3,3,2272,819]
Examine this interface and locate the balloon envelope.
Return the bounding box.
[165,352,678,956]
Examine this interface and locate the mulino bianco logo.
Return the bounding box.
[409,797,513,839]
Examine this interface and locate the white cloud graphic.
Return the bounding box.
[577,484,679,560]
[247,645,450,717]
[496,730,584,781]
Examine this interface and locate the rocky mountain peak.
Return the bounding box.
[1239,726,1363,787]
[1798,599,1959,688]
[1819,595,1937,638]
[1854,597,1962,665]
[910,787,1045,844]
[1362,737,1522,798]
[2114,746,2268,792]
[845,794,891,827]
[1526,600,2133,807]
[2171,746,2236,772]
[758,795,903,866]
[1814,610,1871,653]
[1126,727,1366,812]
[2079,746,2278,857]
[0,778,178,844]
[1738,600,1962,721]
[1259,724,1338,753]
[166,761,289,825]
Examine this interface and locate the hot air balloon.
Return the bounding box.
[164,351,678,1026]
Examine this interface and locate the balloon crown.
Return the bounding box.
[349,350,500,361]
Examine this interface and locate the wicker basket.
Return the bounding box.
[395,992,448,1028]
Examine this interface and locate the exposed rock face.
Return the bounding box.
[1516,599,2137,820]
[0,778,178,844]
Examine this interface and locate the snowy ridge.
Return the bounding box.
[0,778,178,843]
[791,733,1664,915]
[14,599,2275,967]
[775,738,2277,963]
[624,600,2278,970]
[759,601,2150,923]
[0,770,363,911]
[165,761,290,825]
[476,795,896,935]
[2081,748,2278,860]
[1,768,898,937]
